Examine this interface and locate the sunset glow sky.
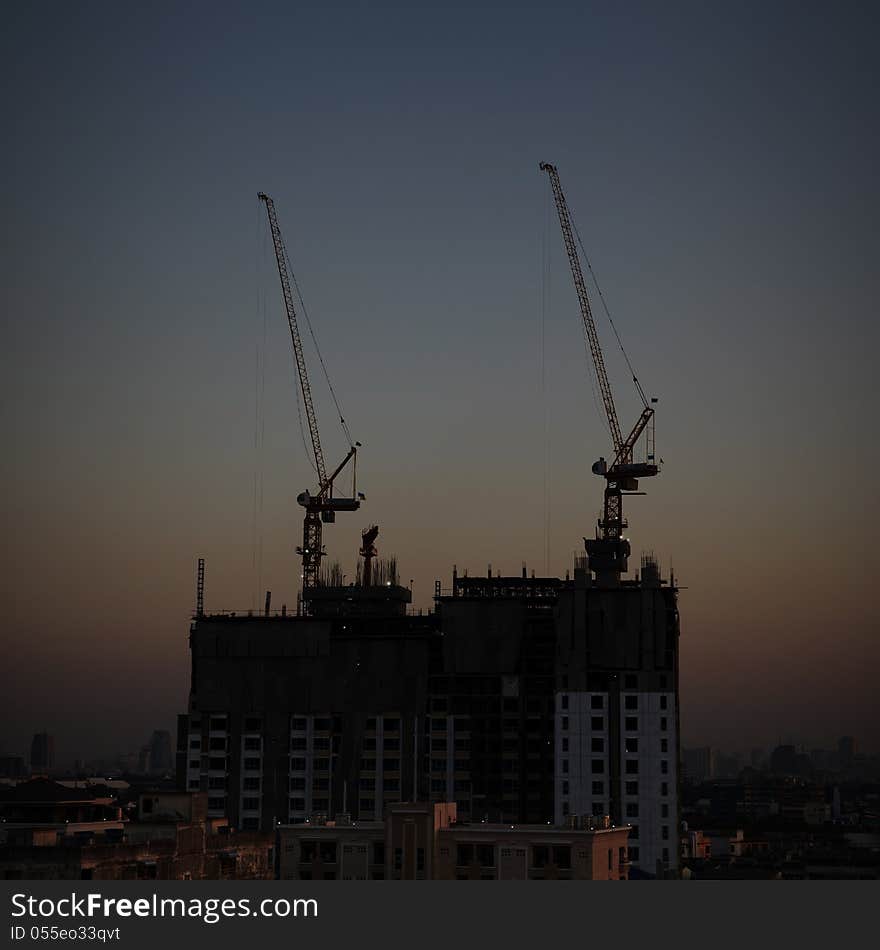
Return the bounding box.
[3,1,879,763]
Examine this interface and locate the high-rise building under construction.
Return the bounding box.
[178,169,680,877]
[177,549,680,877]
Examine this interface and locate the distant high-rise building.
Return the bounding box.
[683,747,716,783]
[838,736,855,769]
[30,732,55,773]
[148,730,173,775]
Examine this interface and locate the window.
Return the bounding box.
[661,782,669,796]
[290,737,306,751]
[313,798,329,810]
[314,758,329,771]
[242,797,260,810]
[383,716,400,732]
[207,796,226,810]
[662,848,669,863]
[608,848,613,870]
[626,803,639,818]
[243,757,260,770]
[661,739,668,753]
[562,759,569,774]
[591,717,604,731]
[417,848,425,872]
[385,778,400,792]
[561,738,569,752]
[659,676,667,689]
[209,757,225,770]
[625,716,638,731]
[660,717,668,731]
[431,758,446,772]
[560,694,569,710]
[359,798,374,812]
[629,847,640,862]
[359,777,374,790]
[209,737,226,751]
[532,846,548,868]
[478,845,494,867]
[290,797,306,811]
[554,846,571,869]
[314,718,331,732]
[189,739,200,750]
[210,716,227,731]
[592,780,604,795]
[457,844,473,866]
[662,825,669,840]
[188,780,200,790]
[660,695,668,710]
[629,825,639,839]
[291,717,307,731]
[384,758,400,771]
[360,757,376,771]
[661,803,669,818]
[313,737,330,751]
[562,781,569,795]
[290,757,306,771]
[432,738,447,751]
[625,760,639,775]
[561,717,569,730]
[208,776,225,790]
[591,759,604,774]
[431,779,445,792]
[624,695,638,711]
[365,717,377,731]
[290,777,305,791]
[189,759,199,769]
[243,777,260,791]
[373,843,385,865]
[661,760,669,774]
[363,738,376,751]
[591,737,604,753]
[625,781,638,796]
[591,802,605,816]
[591,695,604,710]
[244,737,260,751]
[625,738,638,753]
[624,675,638,689]
[313,778,329,791]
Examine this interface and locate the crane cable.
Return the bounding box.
[280,241,355,449]
[569,212,649,409]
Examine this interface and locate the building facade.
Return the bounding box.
[179,553,681,876]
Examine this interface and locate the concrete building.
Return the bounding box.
[0,783,273,880]
[278,802,629,880]
[179,549,680,877]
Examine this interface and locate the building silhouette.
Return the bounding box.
[29,732,55,773]
[178,553,680,876]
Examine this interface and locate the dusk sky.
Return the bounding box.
[3,1,878,764]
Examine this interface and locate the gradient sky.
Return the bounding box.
[3,1,878,765]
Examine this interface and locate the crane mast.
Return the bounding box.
[258,192,361,602]
[539,163,658,581]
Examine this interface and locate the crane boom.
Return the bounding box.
[258,191,328,489]
[539,162,624,455]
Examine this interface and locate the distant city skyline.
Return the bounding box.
[3,2,878,760]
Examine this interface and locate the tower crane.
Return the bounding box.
[258,192,362,601]
[539,163,658,581]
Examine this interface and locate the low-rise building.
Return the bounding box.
[278,802,629,880]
